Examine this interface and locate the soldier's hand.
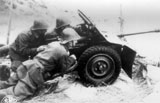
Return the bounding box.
[70,54,76,60]
[37,45,47,52]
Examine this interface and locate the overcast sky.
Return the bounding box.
[42,0,160,59]
[1,0,160,59]
[45,0,160,31]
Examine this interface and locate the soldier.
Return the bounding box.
[0,27,81,101]
[0,19,49,89]
[45,16,71,43]
[9,19,49,72]
[0,16,72,89]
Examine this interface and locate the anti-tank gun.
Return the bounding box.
[69,10,136,86]
[0,10,138,87]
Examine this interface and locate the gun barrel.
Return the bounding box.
[118,30,160,37]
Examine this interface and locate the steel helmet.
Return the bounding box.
[56,16,71,30]
[31,19,49,30]
[61,28,81,44]
[0,65,10,81]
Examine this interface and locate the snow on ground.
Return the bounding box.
[23,71,155,103]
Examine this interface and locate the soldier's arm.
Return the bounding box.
[17,33,38,57]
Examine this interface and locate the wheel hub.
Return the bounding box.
[92,60,110,76]
[86,54,115,78]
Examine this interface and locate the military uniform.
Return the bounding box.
[0,17,72,90]
[0,20,49,90]
[0,17,80,101]
[9,30,46,71]
[0,29,46,89]
[0,41,75,101]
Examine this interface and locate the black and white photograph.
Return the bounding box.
[0,0,160,103]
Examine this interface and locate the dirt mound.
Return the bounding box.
[21,70,153,103]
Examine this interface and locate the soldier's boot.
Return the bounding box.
[0,66,45,101]
[0,63,29,90]
[0,72,18,89]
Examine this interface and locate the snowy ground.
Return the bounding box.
[24,70,155,103]
[22,64,160,103]
[0,57,159,103]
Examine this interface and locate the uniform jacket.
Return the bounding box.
[0,41,76,101]
[9,29,46,62]
[34,41,69,71]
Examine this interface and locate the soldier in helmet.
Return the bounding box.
[9,19,49,72]
[0,16,73,90]
[0,26,81,101]
[45,16,71,43]
[0,19,49,89]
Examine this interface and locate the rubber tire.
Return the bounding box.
[78,46,121,86]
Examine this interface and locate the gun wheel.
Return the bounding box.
[78,46,121,86]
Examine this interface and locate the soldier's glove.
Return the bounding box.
[37,45,47,52]
[70,54,76,60]
[43,71,52,81]
[58,55,77,77]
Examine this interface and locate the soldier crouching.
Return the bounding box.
[0,27,81,102]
